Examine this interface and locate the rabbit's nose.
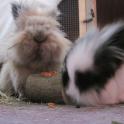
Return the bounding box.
[33,32,47,44]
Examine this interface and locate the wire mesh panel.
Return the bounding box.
[58,0,79,42]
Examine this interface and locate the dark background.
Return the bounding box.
[96,0,124,28]
[59,0,79,42]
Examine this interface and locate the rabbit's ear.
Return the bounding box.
[11,3,22,19]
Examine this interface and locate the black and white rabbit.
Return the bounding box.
[62,22,124,106]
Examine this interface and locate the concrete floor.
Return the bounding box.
[0,104,124,124]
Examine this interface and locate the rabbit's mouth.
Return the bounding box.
[33,34,48,44]
[40,37,48,43]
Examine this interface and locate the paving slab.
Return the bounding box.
[0,104,124,124]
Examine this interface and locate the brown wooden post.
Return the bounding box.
[78,0,87,37]
[93,0,97,27]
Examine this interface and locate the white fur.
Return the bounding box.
[66,80,80,103]
[0,0,62,40]
[66,64,124,106]
[0,0,71,98]
[66,37,95,104]
[79,64,124,106]
[66,22,124,73]
[64,22,124,106]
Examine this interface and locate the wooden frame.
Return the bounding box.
[78,0,97,37]
[93,0,97,26]
[78,0,87,37]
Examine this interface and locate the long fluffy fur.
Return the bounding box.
[0,0,72,98]
[62,22,124,106]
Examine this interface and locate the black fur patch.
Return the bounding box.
[62,55,69,88]
[75,26,124,93]
[75,56,120,93]
[11,3,21,19]
[62,69,69,87]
